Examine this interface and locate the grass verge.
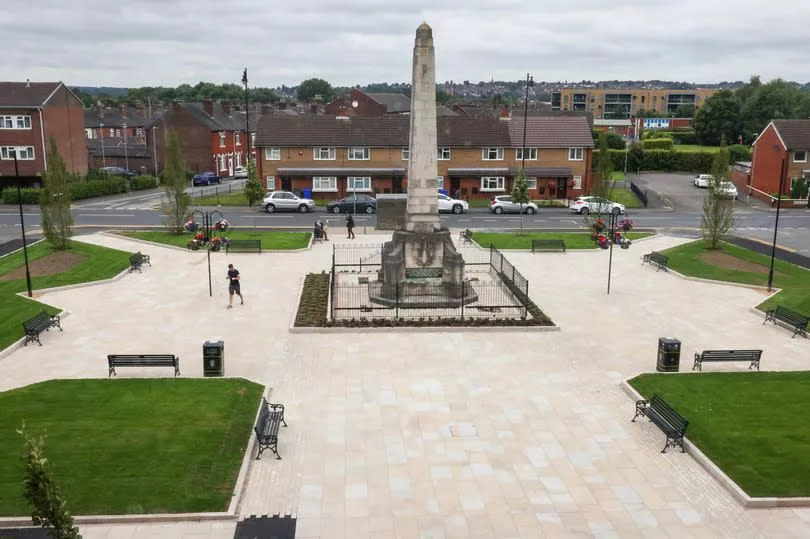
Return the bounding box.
[674,144,720,153]
[119,230,312,250]
[192,192,251,206]
[0,240,131,350]
[629,372,810,497]
[0,378,263,515]
[608,188,644,208]
[661,239,810,314]
[472,232,652,250]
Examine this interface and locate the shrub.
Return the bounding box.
[643,138,674,151]
[2,187,41,204]
[591,150,626,172]
[131,175,158,190]
[671,130,698,144]
[68,178,127,200]
[647,131,674,140]
[672,151,715,173]
[727,144,752,163]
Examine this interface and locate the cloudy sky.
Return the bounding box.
[2,0,807,88]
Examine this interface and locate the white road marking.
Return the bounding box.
[77,213,136,217]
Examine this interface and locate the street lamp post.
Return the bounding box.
[152,126,158,186]
[12,150,33,297]
[520,73,533,174]
[122,123,129,172]
[607,211,618,294]
[767,162,786,291]
[99,123,106,168]
[190,209,224,297]
[242,68,250,162]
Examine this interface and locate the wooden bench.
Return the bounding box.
[254,397,288,460]
[129,252,149,272]
[764,305,808,338]
[531,239,566,253]
[693,349,762,371]
[632,394,688,453]
[641,251,669,271]
[107,354,180,377]
[22,311,62,346]
[225,239,262,254]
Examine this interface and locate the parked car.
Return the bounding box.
[233,166,248,179]
[99,166,135,179]
[438,193,469,214]
[489,195,539,214]
[569,196,626,215]
[694,174,713,188]
[192,172,222,186]
[715,181,738,199]
[326,194,376,214]
[263,190,316,213]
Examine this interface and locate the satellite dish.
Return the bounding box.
[351,100,359,108]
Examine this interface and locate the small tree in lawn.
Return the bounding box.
[39,139,74,250]
[585,132,615,226]
[243,158,265,207]
[701,139,737,249]
[160,130,190,234]
[18,426,80,539]
[511,170,530,235]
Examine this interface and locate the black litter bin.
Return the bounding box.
[657,337,681,372]
[203,340,224,377]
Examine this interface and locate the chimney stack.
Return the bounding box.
[222,100,231,115]
[202,98,214,116]
[119,104,127,118]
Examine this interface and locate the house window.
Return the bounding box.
[0,146,35,160]
[85,128,94,139]
[265,147,281,160]
[219,155,227,171]
[437,176,444,189]
[313,176,337,191]
[314,147,336,160]
[135,127,143,137]
[482,147,504,160]
[401,147,409,160]
[438,147,451,160]
[526,177,537,189]
[516,148,537,160]
[0,116,11,128]
[348,147,370,160]
[251,133,256,145]
[0,115,31,129]
[347,176,372,192]
[109,128,115,137]
[266,176,275,190]
[481,176,505,191]
[115,129,121,138]
[235,132,241,145]
[573,176,582,189]
[568,147,584,161]
[794,151,807,163]
[219,132,226,148]
[235,152,241,167]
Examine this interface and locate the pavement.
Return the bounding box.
[1,232,808,538]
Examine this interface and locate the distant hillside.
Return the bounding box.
[76,86,129,97]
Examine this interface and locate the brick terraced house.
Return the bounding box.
[254,115,593,201]
[739,120,810,205]
[0,81,87,181]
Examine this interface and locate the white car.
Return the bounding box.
[715,181,738,199]
[569,196,626,215]
[262,191,316,213]
[489,195,539,214]
[233,166,248,179]
[694,174,713,188]
[437,193,469,214]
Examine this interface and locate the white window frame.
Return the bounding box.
[235,132,241,146]
[266,176,275,190]
[401,147,409,160]
[219,155,227,171]
[482,147,504,160]
[313,176,338,192]
[794,150,807,163]
[347,147,370,160]
[516,147,538,160]
[265,147,281,160]
[85,128,94,139]
[135,127,143,137]
[573,176,582,189]
[526,177,537,189]
[568,147,584,161]
[437,176,444,189]
[109,128,115,137]
[314,147,336,160]
[480,176,505,191]
[347,176,372,192]
[0,115,31,129]
[219,132,226,148]
[437,147,451,160]
[235,152,242,167]
[1,146,35,160]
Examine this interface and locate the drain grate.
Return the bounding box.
[450,423,477,437]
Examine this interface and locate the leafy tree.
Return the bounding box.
[740,79,810,140]
[672,104,695,118]
[296,78,334,102]
[583,132,617,226]
[693,90,741,146]
[592,130,626,149]
[18,426,80,539]
[243,159,265,207]
[39,139,74,250]
[160,130,190,234]
[627,142,644,172]
[511,170,530,235]
[701,140,737,249]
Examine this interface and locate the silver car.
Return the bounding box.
[263,191,316,213]
[488,195,539,214]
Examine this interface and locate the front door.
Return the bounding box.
[228,157,234,176]
[557,178,568,200]
[450,177,461,198]
[392,177,403,193]
[281,177,292,191]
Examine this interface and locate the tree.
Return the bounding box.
[18,426,80,539]
[672,103,695,118]
[511,170,530,235]
[701,140,737,249]
[296,78,334,102]
[160,130,190,234]
[243,158,265,207]
[595,132,614,197]
[592,130,626,149]
[739,78,810,140]
[39,139,73,250]
[693,90,741,146]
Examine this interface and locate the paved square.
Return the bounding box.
[3,233,809,538]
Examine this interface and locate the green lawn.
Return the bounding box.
[674,144,720,153]
[0,240,131,350]
[607,187,643,208]
[120,230,312,250]
[193,191,251,206]
[630,372,810,497]
[661,240,810,314]
[0,378,263,515]
[610,171,627,182]
[472,231,651,250]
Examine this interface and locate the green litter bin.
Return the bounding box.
[203,340,224,377]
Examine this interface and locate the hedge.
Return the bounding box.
[643,138,674,150]
[131,175,158,190]
[594,149,716,173]
[727,144,752,163]
[1,188,41,204]
[2,178,128,204]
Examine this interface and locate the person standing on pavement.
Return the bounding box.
[226,263,243,308]
[346,214,355,239]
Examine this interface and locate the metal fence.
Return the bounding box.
[630,180,648,207]
[488,246,529,305]
[332,241,490,273]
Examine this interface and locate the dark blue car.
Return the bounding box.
[192,172,222,186]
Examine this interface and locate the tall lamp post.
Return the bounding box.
[122,123,129,172]
[520,73,534,174]
[242,68,250,162]
[190,209,224,297]
[99,123,106,168]
[151,126,159,186]
[767,161,786,291]
[12,150,33,297]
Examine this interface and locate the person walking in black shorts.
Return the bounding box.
[227,264,243,308]
[346,214,355,239]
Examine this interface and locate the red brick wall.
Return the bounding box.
[324,89,387,117]
[43,85,88,175]
[751,125,787,197]
[153,107,214,173]
[0,108,44,177]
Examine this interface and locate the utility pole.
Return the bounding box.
[767,160,786,291]
[242,68,250,163]
[152,126,159,186]
[12,150,33,297]
[99,122,106,168]
[122,122,129,172]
